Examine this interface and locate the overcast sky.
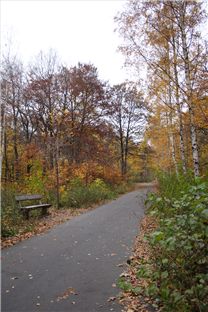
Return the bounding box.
[1,0,131,84]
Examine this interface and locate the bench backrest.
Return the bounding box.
[15,194,42,202]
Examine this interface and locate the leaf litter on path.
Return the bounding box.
[118,215,159,312]
[56,287,78,302]
[1,207,96,249]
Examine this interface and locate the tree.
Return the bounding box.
[1,54,24,180]
[115,0,207,176]
[60,63,107,163]
[26,50,64,207]
[108,82,145,176]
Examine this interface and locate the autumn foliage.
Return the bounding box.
[0,50,147,229]
[115,0,208,178]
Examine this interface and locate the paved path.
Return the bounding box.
[2,186,153,312]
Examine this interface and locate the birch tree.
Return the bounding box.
[115,0,207,176]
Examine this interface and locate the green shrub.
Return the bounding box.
[1,185,23,237]
[112,180,136,195]
[141,178,208,311]
[156,171,194,200]
[89,178,115,202]
[118,173,208,311]
[61,178,115,208]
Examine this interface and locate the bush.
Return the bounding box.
[140,178,208,311]
[118,174,208,311]
[89,178,114,202]
[156,171,194,200]
[61,178,115,208]
[1,185,23,237]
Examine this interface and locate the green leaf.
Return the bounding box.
[161,271,169,279]
[162,258,169,264]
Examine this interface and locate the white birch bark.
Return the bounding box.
[180,10,200,177]
[167,44,178,176]
[172,34,187,174]
[167,92,178,176]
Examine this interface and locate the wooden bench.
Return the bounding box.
[15,194,52,220]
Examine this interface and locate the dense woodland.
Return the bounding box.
[1,51,148,206]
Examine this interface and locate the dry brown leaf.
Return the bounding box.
[107,296,117,302]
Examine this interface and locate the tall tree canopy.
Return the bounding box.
[1,50,146,207]
[115,0,208,177]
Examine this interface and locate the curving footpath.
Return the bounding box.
[2,185,154,312]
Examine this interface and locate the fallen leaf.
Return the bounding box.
[56,287,78,301]
[107,296,117,302]
[117,263,124,267]
[120,272,129,278]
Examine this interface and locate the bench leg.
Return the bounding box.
[23,210,29,220]
[42,207,48,216]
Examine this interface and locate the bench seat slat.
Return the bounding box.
[20,204,51,210]
[16,195,42,201]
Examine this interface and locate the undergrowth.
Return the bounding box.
[61,178,116,208]
[1,177,133,238]
[119,173,208,311]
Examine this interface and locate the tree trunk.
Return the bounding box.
[120,138,125,176]
[167,45,178,176]
[180,8,200,177]
[172,34,187,174]
[119,113,125,176]
[49,132,54,169]
[0,106,5,180]
[4,131,10,181]
[124,116,131,176]
[166,112,178,176]
[55,136,60,209]
[13,110,19,180]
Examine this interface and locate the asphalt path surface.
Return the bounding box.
[2,185,153,312]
